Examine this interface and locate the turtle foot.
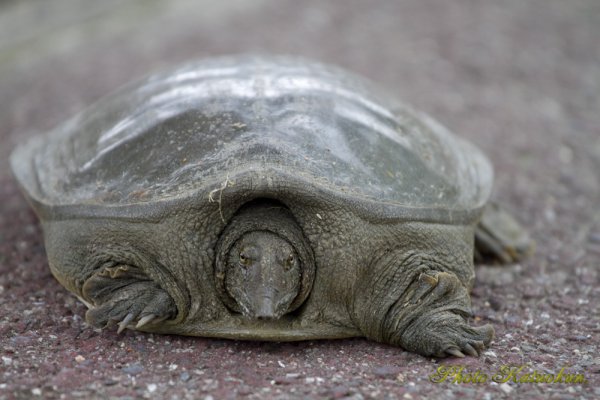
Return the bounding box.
[424,319,492,358]
[82,265,176,333]
[396,271,494,358]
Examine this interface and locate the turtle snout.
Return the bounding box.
[254,294,277,320]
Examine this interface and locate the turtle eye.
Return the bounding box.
[239,252,252,267]
[284,253,296,270]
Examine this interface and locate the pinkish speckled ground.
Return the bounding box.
[1,1,599,398]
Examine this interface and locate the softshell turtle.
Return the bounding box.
[10,55,531,358]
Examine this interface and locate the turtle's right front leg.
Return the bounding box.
[388,271,494,357]
[82,264,177,333]
[354,252,493,358]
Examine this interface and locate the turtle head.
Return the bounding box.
[226,230,300,319]
[215,200,315,320]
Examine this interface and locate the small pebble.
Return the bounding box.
[75,355,85,363]
[305,377,324,384]
[488,296,503,311]
[521,343,536,352]
[147,383,157,393]
[373,365,401,378]
[500,382,513,394]
[180,371,191,382]
[484,350,497,358]
[122,363,144,375]
[329,385,352,399]
[567,335,589,342]
[273,376,295,385]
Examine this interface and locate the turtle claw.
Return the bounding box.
[463,343,479,357]
[118,312,164,332]
[117,312,136,334]
[83,267,177,332]
[409,273,440,303]
[418,273,439,287]
[136,314,157,329]
[446,348,465,358]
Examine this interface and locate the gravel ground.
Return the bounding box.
[1,0,599,398]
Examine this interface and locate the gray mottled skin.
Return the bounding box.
[225,230,300,319]
[10,55,530,358]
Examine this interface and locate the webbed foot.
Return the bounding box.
[82,265,176,333]
[395,271,494,358]
[402,310,493,358]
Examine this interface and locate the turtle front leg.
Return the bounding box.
[391,271,494,357]
[82,264,177,333]
[354,252,493,358]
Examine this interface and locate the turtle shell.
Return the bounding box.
[10,55,492,224]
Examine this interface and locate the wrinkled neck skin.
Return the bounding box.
[216,201,314,321]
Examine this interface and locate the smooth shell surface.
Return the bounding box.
[11,56,492,221]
